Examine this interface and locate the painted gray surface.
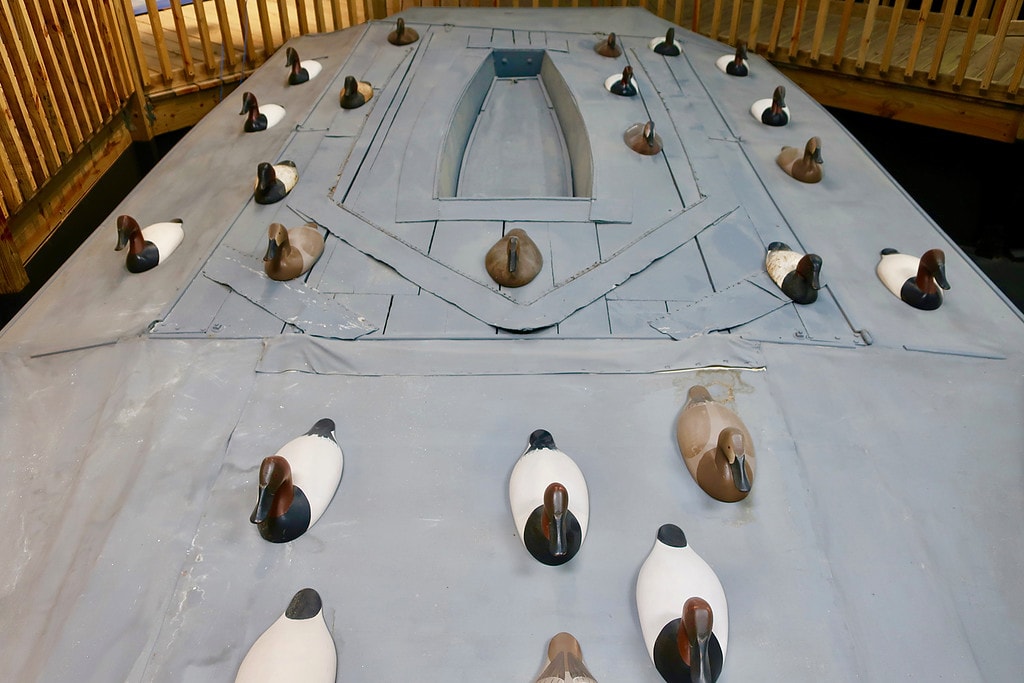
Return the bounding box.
[1,7,1023,683]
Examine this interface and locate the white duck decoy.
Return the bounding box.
[509,429,589,566]
[765,241,822,304]
[250,418,343,543]
[605,65,638,96]
[235,588,336,683]
[263,222,325,281]
[254,160,298,204]
[777,137,823,184]
[750,85,789,126]
[715,41,748,76]
[637,524,728,683]
[285,46,322,85]
[535,632,599,683]
[239,91,285,132]
[114,215,184,273]
[650,27,681,56]
[876,248,950,310]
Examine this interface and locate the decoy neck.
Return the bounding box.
[734,41,748,65]
[620,65,634,87]
[239,90,259,116]
[542,482,570,558]
[717,427,751,494]
[115,215,145,254]
[606,33,618,50]
[285,47,307,83]
[680,597,715,683]
[771,85,787,113]
[529,429,556,450]
[507,235,519,274]
[665,27,675,44]
[256,162,277,192]
[918,249,950,292]
[798,253,823,292]
[264,222,290,265]
[805,136,823,165]
[251,455,294,524]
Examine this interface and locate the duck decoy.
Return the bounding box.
[636,524,728,683]
[765,242,822,304]
[605,65,638,96]
[239,91,285,132]
[715,41,748,76]
[650,27,681,56]
[535,632,599,683]
[264,222,325,281]
[751,85,789,126]
[485,227,543,288]
[388,17,419,45]
[250,418,343,543]
[876,248,950,310]
[114,215,184,274]
[777,136,823,183]
[624,120,662,155]
[235,588,336,683]
[509,429,589,566]
[595,32,621,58]
[254,160,298,205]
[340,75,373,109]
[676,385,755,502]
[285,46,322,85]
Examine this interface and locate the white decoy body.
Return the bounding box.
[637,524,728,682]
[509,429,590,566]
[876,248,950,310]
[114,215,184,273]
[235,588,336,683]
[250,418,343,543]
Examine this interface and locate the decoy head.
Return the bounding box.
[343,75,357,96]
[547,632,583,661]
[919,249,950,291]
[264,223,289,263]
[256,162,277,190]
[239,91,259,115]
[805,136,823,164]
[620,65,634,87]
[798,253,823,291]
[528,429,557,450]
[665,27,676,44]
[285,47,300,67]
[735,41,748,64]
[679,597,715,683]
[542,482,570,558]
[771,85,787,112]
[250,455,294,524]
[506,234,519,274]
[114,215,141,251]
[717,427,751,494]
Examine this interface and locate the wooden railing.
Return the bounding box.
[2,1,1023,293]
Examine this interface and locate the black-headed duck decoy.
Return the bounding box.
[650,27,681,56]
[624,120,663,155]
[388,17,419,45]
[254,160,298,205]
[250,419,343,543]
[285,46,322,85]
[751,85,789,126]
[637,524,728,683]
[595,32,621,58]
[765,242,822,304]
[485,227,543,288]
[676,385,755,502]
[876,248,950,310]
[605,65,638,96]
[777,136,823,183]
[339,75,373,109]
[235,588,337,683]
[264,222,325,282]
[535,632,599,683]
[715,41,748,76]
[509,429,589,566]
[114,215,184,274]
[239,91,285,133]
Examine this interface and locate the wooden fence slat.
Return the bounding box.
[213,0,238,67]
[26,0,85,147]
[981,0,1023,89]
[51,0,107,125]
[768,0,786,53]
[831,0,856,67]
[347,0,360,28]
[926,0,958,81]
[904,2,931,78]
[810,0,830,62]
[296,0,310,35]
[313,0,326,32]
[256,0,274,55]
[118,0,151,88]
[95,0,134,100]
[789,0,808,59]
[710,0,723,38]
[1008,41,1024,94]
[69,0,120,116]
[879,0,905,74]
[237,0,257,65]
[331,0,344,30]
[38,0,97,134]
[954,0,991,87]
[191,0,219,73]
[0,46,46,188]
[856,0,880,71]
[144,0,175,83]
[278,0,292,42]
[169,0,196,80]
[728,0,742,44]
[673,0,683,27]
[692,0,702,33]
[0,202,30,293]
[0,93,28,209]
[747,0,763,50]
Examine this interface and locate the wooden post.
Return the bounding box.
[0,204,30,294]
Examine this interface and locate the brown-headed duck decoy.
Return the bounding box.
[624,120,663,155]
[114,215,184,274]
[509,429,589,566]
[715,41,748,76]
[250,419,343,543]
[239,91,285,132]
[235,588,337,683]
[766,241,822,304]
[676,385,755,502]
[388,17,419,45]
[605,65,638,96]
[777,136,823,183]
[876,248,950,310]
[339,75,373,109]
[637,524,728,683]
[595,32,621,58]
[285,46,322,85]
[486,228,543,288]
[254,160,298,205]
[751,85,789,126]
[534,632,599,683]
[650,27,681,56]
[264,222,325,281]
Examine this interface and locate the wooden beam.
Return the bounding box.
[0,201,30,294]
[138,81,242,137]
